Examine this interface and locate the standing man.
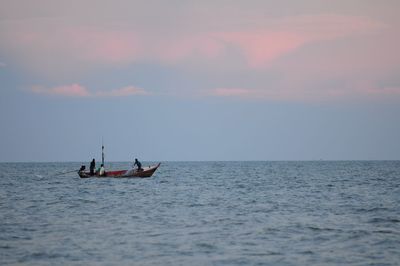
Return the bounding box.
[90,158,96,176]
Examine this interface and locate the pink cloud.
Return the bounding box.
[4,14,385,75]
[4,12,396,102]
[30,84,148,98]
[31,84,90,97]
[95,86,148,97]
[218,31,308,67]
[155,14,383,68]
[216,15,385,68]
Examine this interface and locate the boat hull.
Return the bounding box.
[78,163,161,178]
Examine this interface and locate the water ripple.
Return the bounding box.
[0,161,399,265]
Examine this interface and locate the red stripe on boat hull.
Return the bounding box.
[78,163,161,178]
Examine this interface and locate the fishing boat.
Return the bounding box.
[78,163,161,178]
[78,143,160,178]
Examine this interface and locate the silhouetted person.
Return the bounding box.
[134,158,143,171]
[90,159,95,176]
[78,165,88,178]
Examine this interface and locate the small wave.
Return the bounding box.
[373,229,399,234]
[22,227,36,232]
[346,229,371,240]
[79,199,97,204]
[262,227,280,233]
[298,250,314,255]
[11,235,32,240]
[243,250,282,256]
[356,207,390,213]
[306,226,341,232]
[245,251,282,256]
[196,242,216,250]
[265,251,282,256]
[177,250,194,256]
[46,200,62,206]
[147,232,164,237]
[188,203,205,208]
[19,252,73,263]
[368,217,400,224]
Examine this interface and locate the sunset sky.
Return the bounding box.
[1,0,399,161]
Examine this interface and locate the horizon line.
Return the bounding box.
[0,159,399,163]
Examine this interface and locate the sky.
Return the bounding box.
[0,0,399,162]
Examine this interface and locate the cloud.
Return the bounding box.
[31,84,90,97]
[30,84,148,97]
[216,15,385,68]
[0,13,386,78]
[95,86,149,97]
[209,82,400,102]
[0,62,6,67]
[1,2,397,103]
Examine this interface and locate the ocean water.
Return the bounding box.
[0,161,399,265]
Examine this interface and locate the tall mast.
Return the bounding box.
[102,138,104,166]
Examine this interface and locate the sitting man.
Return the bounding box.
[98,164,106,176]
[78,165,86,176]
[133,158,143,171]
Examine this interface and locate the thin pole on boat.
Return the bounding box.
[102,138,105,166]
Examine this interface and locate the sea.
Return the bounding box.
[0,161,399,265]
